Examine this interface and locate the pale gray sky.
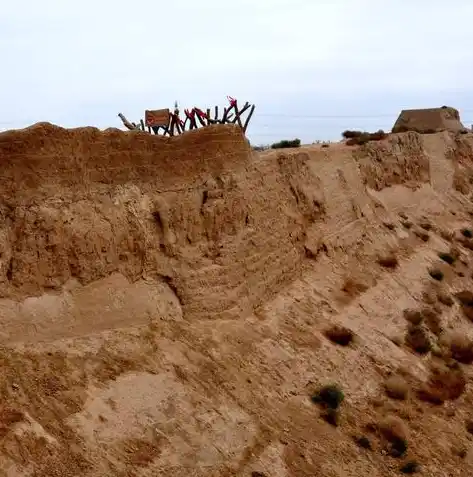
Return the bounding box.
[1,0,472,144]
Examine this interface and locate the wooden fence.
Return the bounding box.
[118,96,255,136]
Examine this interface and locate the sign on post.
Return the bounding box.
[145,109,170,128]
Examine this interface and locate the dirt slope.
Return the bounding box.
[2,124,473,476]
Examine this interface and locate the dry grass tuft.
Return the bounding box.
[403,309,423,326]
[377,253,399,269]
[417,361,466,404]
[384,376,409,400]
[449,334,473,364]
[437,290,454,307]
[405,325,431,354]
[324,325,355,346]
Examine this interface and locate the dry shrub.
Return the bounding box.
[354,435,372,449]
[460,238,473,250]
[439,228,454,242]
[461,228,473,239]
[120,437,163,467]
[428,268,444,281]
[401,220,413,229]
[405,325,431,354]
[378,416,409,457]
[414,229,430,242]
[321,408,340,427]
[438,252,456,265]
[342,130,365,139]
[449,334,473,364]
[384,376,409,400]
[311,384,345,409]
[437,290,454,307]
[455,290,473,321]
[379,416,409,441]
[421,307,443,336]
[400,461,421,474]
[377,254,399,269]
[419,220,432,231]
[422,289,437,305]
[324,325,354,346]
[344,130,387,145]
[403,309,423,326]
[466,419,473,435]
[417,361,466,404]
[341,277,369,297]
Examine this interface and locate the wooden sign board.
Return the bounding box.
[145,109,170,127]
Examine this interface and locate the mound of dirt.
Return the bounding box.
[2,123,473,476]
[392,106,466,134]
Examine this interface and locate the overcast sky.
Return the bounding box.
[1,0,472,144]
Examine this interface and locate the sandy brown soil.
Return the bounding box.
[1,123,473,475]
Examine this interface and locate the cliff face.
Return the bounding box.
[2,124,473,476]
[0,122,325,333]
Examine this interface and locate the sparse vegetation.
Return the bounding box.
[428,268,444,281]
[324,325,354,346]
[421,307,443,336]
[343,129,387,146]
[419,220,432,231]
[353,436,372,449]
[438,252,456,265]
[341,277,369,298]
[401,220,413,229]
[455,290,473,321]
[270,138,301,149]
[321,408,340,427]
[449,334,473,364]
[403,309,423,326]
[414,229,430,242]
[400,461,421,474]
[311,384,345,409]
[461,228,473,238]
[378,416,409,457]
[417,361,466,404]
[405,324,431,354]
[377,254,399,269]
[384,375,409,400]
[465,419,473,435]
[437,290,454,307]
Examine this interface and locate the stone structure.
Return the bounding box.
[392,106,466,134]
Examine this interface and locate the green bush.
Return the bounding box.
[270,138,301,149]
[311,384,345,409]
[343,129,387,146]
[342,130,365,139]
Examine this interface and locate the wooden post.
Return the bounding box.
[233,102,251,128]
[242,105,255,132]
[118,113,136,130]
